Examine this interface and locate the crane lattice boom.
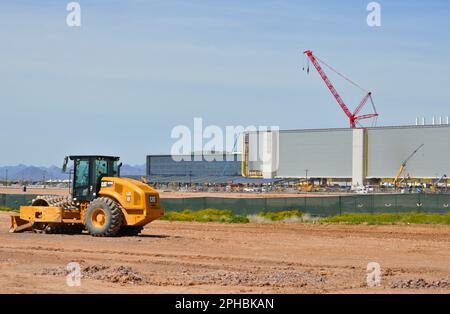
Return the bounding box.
[304,50,379,128]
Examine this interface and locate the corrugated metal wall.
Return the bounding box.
[147,154,242,177]
[276,129,353,178]
[367,125,450,178]
[247,125,450,179]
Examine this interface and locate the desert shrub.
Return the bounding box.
[160,209,249,224]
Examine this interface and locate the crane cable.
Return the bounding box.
[315,55,379,125]
[369,95,379,127]
[314,55,369,94]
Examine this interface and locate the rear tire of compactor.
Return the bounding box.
[84,197,123,237]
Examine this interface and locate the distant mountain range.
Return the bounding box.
[0,164,146,181]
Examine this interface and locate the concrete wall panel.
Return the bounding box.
[367,125,450,178]
[276,129,353,178]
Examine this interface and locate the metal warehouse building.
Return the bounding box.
[243,125,450,186]
[146,153,242,183]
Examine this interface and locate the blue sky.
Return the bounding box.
[0,0,449,165]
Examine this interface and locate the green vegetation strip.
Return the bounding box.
[160,209,450,225]
[1,206,449,225]
[0,207,19,213]
[160,209,250,223]
[320,212,450,225]
[254,210,304,221]
[160,209,305,223]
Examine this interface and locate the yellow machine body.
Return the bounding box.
[19,206,63,222]
[98,177,164,226]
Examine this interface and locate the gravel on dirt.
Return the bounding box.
[37,264,146,285]
[391,278,450,290]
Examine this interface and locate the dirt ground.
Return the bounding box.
[0,212,449,294]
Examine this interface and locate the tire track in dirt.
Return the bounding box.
[0,244,362,271]
[0,243,442,285]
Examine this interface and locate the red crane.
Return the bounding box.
[303,50,379,128]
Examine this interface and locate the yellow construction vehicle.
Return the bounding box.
[10,155,164,236]
[393,144,424,188]
[298,181,315,192]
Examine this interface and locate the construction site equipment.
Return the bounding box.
[393,144,424,188]
[303,50,379,128]
[434,174,448,187]
[10,156,164,236]
[431,174,448,192]
[298,182,315,192]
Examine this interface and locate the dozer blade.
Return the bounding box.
[9,213,33,233]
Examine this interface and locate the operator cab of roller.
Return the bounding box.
[62,155,122,202]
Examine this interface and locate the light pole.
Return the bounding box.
[304,169,309,193]
[5,169,8,187]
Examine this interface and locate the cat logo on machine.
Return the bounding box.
[126,192,132,203]
[101,181,114,188]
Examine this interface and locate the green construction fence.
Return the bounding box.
[3,193,448,216]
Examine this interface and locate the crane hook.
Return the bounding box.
[302,53,310,74]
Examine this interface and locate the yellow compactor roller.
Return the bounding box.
[10,155,164,236]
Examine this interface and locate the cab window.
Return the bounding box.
[74,159,89,197]
[95,159,108,181]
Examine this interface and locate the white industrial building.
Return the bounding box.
[242,125,450,187]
